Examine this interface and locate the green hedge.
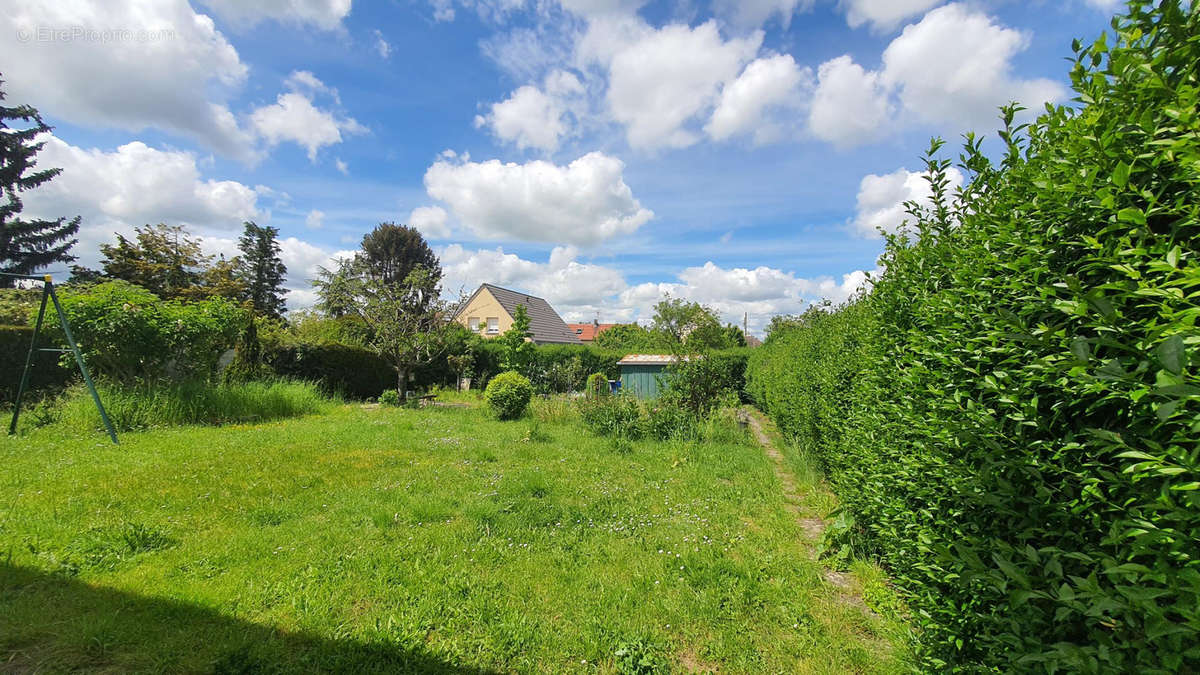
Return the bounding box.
[748,4,1199,671]
[0,325,75,403]
[264,343,393,400]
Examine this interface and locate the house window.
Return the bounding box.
[467,317,480,331]
[487,317,499,334]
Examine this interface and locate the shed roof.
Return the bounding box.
[617,354,681,365]
[457,283,582,344]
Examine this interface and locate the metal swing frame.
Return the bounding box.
[5,273,118,444]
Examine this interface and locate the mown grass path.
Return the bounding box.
[1,402,908,673]
[740,409,901,613]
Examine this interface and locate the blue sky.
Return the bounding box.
[2,0,1120,333]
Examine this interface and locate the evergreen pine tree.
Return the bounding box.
[236,221,287,318]
[0,77,80,285]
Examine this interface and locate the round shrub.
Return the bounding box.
[378,389,401,407]
[586,372,609,397]
[485,371,533,420]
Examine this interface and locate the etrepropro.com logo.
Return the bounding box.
[15,25,176,43]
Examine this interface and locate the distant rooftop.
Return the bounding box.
[567,322,618,342]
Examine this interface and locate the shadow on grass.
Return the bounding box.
[0,563,500,674]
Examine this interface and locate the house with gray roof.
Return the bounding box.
[450,283,582,345]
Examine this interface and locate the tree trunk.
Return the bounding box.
[396,368,408,400]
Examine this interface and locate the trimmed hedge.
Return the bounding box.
[264,343,392,400]
[748,4,1199,671]
[0,325,75,403]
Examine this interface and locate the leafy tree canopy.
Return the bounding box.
[360,222,441,290]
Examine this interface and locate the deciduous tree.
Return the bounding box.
[315,234,450,396]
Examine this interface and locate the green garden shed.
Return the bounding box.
[617,354,679,399]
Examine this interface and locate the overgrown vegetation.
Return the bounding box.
[45,380,330,432]
[52,280,246,383]
[748,4,1199,670]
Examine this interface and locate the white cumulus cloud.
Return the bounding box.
[250,73,366,161]
[880,3,1064,130]
[27,135,261,231]
[602,21,762,150]
[707,54,811,144]
[408,206,452,239]
[199,0,353,30]
[851,165,964,237]
[809,3,1065,147]
[423,151,653,245]
[808,55,893,147]
[476,70,585,152]
[840,0,945,32]
[0,0,256,160]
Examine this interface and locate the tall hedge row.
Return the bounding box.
[748,4,1198,671]
[0,326,75,403]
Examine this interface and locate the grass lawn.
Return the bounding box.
[0,399,908,673]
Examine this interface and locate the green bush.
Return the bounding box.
[51,280,246,384]
[378,389,401,406]
[644,396,697,441]
[50,379,330,432]
[586,372,609,397]
[0,287,39,325]
[484,371,533,420]
[664,352,746,414]
[747,4,1200,670]
[0,325,75,403]
[577,393,644,439]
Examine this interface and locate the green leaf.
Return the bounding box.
[1117,207,1146,225]
[1157,335,1185,375]
[1113,450,1157,461]
[1112,161,1130,188]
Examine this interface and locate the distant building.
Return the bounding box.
[450,283,581,345]
[745,335,763,348]
[566,320,618,343]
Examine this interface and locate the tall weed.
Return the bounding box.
[52,379,332,431]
